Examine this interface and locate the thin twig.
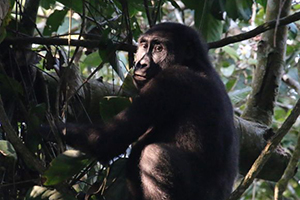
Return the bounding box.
[273,0,287,47]
[274,129,300,200]
[282,74,300,94]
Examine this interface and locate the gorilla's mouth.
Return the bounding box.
[133,74,147,81]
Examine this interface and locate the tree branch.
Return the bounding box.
[208,11,300,49]
[282,74,300,94]
[4,37,137,52]
[4,11,300,50]
[235,117,290,182]
[229,97,300,200]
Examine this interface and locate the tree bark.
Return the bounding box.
[242,0,292,125]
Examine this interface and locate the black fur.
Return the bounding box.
[65,23,238,200]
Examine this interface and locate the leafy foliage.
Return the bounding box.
[0,0,299,199]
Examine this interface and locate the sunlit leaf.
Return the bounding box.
[221,64,235,77]
[57,17,81,35]
[121,72,138,97]
[256,0,267,11]
[25,186,76,200]
[222,46,239,61]
[0,140,17,161]
[274,107,287,122]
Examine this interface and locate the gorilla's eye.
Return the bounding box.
[154,45,163,52]
[141,43,148,49]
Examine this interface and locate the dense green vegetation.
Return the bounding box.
[0,0,299,199]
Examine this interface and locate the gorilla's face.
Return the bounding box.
[133,30,176,89]
[133,23,201,89]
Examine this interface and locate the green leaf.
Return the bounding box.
[25,186,76,200]
[26,104,46,153]
[274,107,287,122]
[248,58,257,65]
[30,103,47,118]
[228,87,252,105]
[288,23,298,39]
[57,17,80,35]
[181,0,200,9]
[197,12,223,42]
[181,0,223,42]
[43,150,92,186]
[254,7,265,25]
[211,0,226,20]
[222,46,239,61]
[293,4,300,10]
[221,64,235,77]
[40,0,55,9]
[225,0,252,21]
[0,28,7,43]
[120,71,138,97]
[43,9,68,36]
[99,96,131,122]
[99,40,125,81]
[0,74,24,96]
[128,0,145,17]
[57,0,83,13]
[256,0,267,10]
[0,140,17,161]
[104,158,129,200]
[82,50,103,67]
[226,78,238,91]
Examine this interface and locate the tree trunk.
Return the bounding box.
[242,0,292,125]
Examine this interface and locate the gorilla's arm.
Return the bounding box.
[65,68,194,162]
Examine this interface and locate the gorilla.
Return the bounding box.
[65,23,239,200]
